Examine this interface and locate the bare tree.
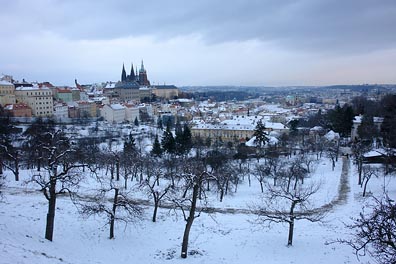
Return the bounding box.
[254,180,325,246]
[254,163,270,193]
[0,143,21,181]
[0,119,22,181]
[284,157,309,191]
[326,145,338,171]
[351,141,370,185]
[31,130,87,241]
[361,165,380,197]
[140,162,172,222]
[79,181,142,239]
[336,195,396,264]
[300,154,317,174]
[171,157,212,258]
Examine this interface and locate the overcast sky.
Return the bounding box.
[1,0,396,86]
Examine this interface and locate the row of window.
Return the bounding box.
[0,90,13,94]
[37,111,52,115]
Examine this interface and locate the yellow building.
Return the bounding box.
[0,80,16,106]
[191,116,289,143]
[15,86,53,117]
[152,85,179,99]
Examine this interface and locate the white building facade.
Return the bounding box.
[101,104,126,123]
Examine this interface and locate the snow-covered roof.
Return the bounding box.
[15,86,50,91]
[110,104,125,110]
[192,117,287,132]
[363,149,386,158]
[354,115,384,124]
[0,80,13,86]
[325,130,339,141]
[245,135,279,147]
[104,82,116,89]
[310,126,324,131]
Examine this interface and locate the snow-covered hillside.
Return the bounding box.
[0,157,394,264]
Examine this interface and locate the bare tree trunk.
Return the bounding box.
[362,179,369,197]
[219,188,224,202]
[287,201,297,246]
[358,158,362,185]
[152,199,159,222]
[287,220,294,246]
[110,188,119,239]
[45,176,56,241]
[181,183,199,258]
[14,153,19,181]
[116,160,120,181]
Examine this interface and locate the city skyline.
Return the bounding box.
[1,0,396,86]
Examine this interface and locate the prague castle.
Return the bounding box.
[105,61,179,102]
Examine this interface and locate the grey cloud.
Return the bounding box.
[1,0,396,53]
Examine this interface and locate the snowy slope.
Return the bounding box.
[1,157,392,264]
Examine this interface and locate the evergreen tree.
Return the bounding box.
[253,119,269,148]
[157,118,163,130]
[380,95,396,148]
[182,124,192,154]
[326,104,354,137]
[162,124,176,154]
[123,133,136,155]
[357,115,378,145]
[288,119,299,136]
[151,135,163,157]
[175,121,183,155]
[134,117,139,126]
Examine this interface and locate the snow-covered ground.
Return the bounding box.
[1,157,394,264]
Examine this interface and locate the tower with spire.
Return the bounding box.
[138,60,150,86]
[127,63,135,81]
[120,61,149,86]
[121,64,127,82]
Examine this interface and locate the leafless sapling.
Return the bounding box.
[361,165,380,197]
[254,180,325,246]
[79,180,142,239]
[140,163,172,222]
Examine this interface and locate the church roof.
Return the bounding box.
[115,81,140,89]
[152,85,178,89]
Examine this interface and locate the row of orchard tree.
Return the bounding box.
[0,94,395,262]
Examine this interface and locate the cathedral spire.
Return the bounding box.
[121,63,127,82]
[130,63,135,80]
[140,60,145,72]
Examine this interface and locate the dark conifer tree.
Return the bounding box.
[380,94,396,148]
[182,124,192,154]
[162,124,176,154]
[157,118,163,130]
[123,133,136,155]
[253,119,269,148]
[151,135,163,157]
[357,115,378,145]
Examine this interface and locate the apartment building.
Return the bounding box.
[0,80,16,106]
[14,86,53,117]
